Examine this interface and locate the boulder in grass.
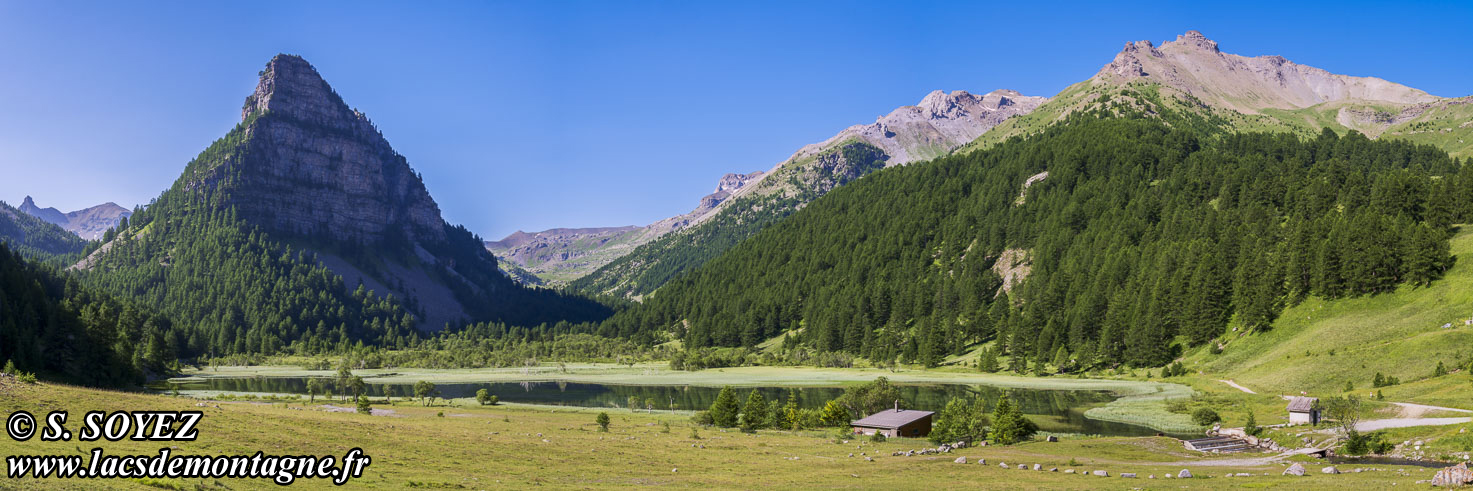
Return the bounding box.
[1322,466,1339,474]
[1432,462,1473,487]
[1092,470,1108,477]
[1064,469,1076,474]
[1283,463,1305,476]
[1121,473,1136,478]
[954,457,967,464]
[999,462,1009,469]
[1032,464,1041,471]
[1178,469,1192,478]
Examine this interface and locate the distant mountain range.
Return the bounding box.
[499,30,1472,298]
[17,196,130,240]
[0,199,87,262]
[492,89,1047,291]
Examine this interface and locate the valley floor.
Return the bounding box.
[0,379,1448,490]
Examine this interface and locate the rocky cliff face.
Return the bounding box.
[18,196,132,241]
[190,54,445,246]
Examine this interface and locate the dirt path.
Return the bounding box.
[1392,402,1472,418]
[1355,417,1471,432]
[1219,380,1257,394]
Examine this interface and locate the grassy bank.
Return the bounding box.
[0,380,1442,489]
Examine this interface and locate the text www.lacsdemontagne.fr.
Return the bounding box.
[8,448,371,485]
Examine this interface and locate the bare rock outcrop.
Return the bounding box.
[1096,30,1439,114]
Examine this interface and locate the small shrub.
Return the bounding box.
[691,411,714,426]
[869,431,886,443]
[17,372,37,384]
[436,411,444,418]
[690,427,701,440]
[661,421,671,433]
[1191,408,1221,426]
[596,412,610,432]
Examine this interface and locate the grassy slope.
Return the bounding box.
[0,380,1437,489]
[1181,228,1473,397]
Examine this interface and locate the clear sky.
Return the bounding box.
[1,1,1469,240]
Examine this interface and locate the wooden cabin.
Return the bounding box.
[851,404,934,438]
[1287,396,1320,425]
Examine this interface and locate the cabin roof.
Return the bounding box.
[1287,396,1318,413]
[851,409,934,429]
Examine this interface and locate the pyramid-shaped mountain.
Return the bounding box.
[77,55,608,344]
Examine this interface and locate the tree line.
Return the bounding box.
[599,115,1466,369]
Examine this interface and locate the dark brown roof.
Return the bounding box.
[1287,396,1318,412]
[851,409,934,429]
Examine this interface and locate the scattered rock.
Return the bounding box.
[1121,472,1136,478]
[1064,469,1075,474]
[671,468,677,473]
[1048,468,1057,472]
[864,457,873,462]
[1284,463,1305,476]
[1092,470,1108,477]
[954,457,967,464]
[1000,462,1009,468]
[1322,466,1340,474]
[1178,469,1192,478]
[1148,474,1155,479]
[1432,462,1473,487]
[1016,464,1026,470]
[1032,464,1041,471]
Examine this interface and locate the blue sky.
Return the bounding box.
[1,1,1470,240]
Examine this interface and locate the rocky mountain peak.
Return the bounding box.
[241,55,357,128]
[21,196,35,207]
[191,54,447,246]
[1170,30,1220,53]
[1096,30,1438,112]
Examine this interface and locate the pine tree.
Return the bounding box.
[988,395,1037,445]
[709,386,740,428]
[743,391,769,429]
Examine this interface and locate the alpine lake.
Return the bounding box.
[154,376,1193,438]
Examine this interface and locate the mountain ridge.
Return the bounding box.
[18,195,131,240]
[964,30,1471,157]
[494,88,1046,289]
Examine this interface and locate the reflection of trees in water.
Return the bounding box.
[167,377,1168,437]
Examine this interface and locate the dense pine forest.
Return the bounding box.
[599,115,1467,369]
[0,242,172,386]
[572,142,889,297]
